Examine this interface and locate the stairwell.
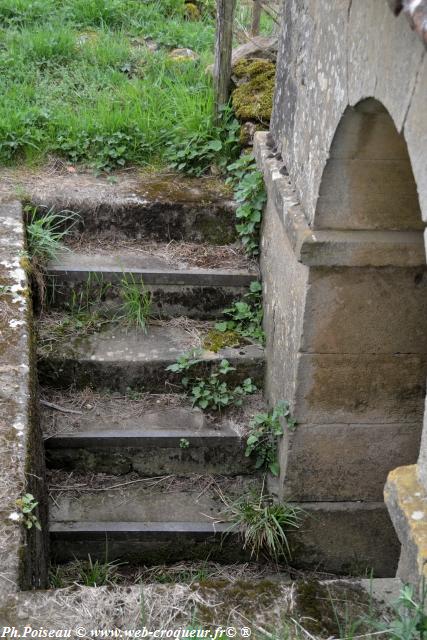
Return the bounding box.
[35,172,265,568]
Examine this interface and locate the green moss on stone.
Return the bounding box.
[203,329,240,353]
[232,59,276,124]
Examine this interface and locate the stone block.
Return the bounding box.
[404,57,427,222]
[301,266,427,355]
[294,353,427,424]
[288,501,400,577]
[315,159,422,231]
[417,398,427,491]
[282,422,421,501]
[384,464,427,586]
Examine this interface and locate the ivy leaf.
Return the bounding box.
[206,139,222,151]
[269,461,280,476]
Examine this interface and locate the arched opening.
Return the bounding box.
[315,98,424,231]
[289,99,427,508]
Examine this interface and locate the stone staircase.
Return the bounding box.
[36,175,265,566]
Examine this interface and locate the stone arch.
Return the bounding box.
[255,96,427,575]
[314,98,424,232]
[281,97,427,516]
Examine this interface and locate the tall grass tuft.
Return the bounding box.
[119,274,153,333]
[221,484,303,562]
[25,206,79,264]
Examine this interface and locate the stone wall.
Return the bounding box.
[256,0,427,577]
[0,202,48,621]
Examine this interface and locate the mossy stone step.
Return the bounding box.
[44,405,254,475]
[37,321,264,392]
[46,250,257,319]
[30,172,237,244]
[49,474,259,564]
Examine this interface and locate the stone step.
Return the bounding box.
[15,576,402,631]
[48,473,259,564]
[46,250,257,319]
[30,171,237,244]
[43,403,254,475]
[37,320,264,392]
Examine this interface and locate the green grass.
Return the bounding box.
[222,487,303,562]
[119,274,153,332]
[0,0,275,172]
[25,206,79,263]
[0,0,215,169]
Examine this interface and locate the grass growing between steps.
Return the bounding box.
[0,0,275,172]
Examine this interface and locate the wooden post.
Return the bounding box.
[251,0,262,36]
[213,0,237,123]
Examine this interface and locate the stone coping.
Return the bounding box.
[253,132,426,267]
[385,464,427,587]
[0,202,48,618]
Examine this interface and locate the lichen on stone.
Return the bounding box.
[231,58,276,124]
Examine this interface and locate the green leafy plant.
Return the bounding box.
[15,493,41,530]
[119,274,153,333]
[188,371,256,411]
[49,555,121,588]
[180,438,190,449]
[76,555,121,587]
[25,206,79,264]
[245,401,295,476]
[222,486,303,562]
[166,352,256,411]
[227,154,267,256]
[216,280,264,343]
[165,107,240,176]
[166,348,203,374]
[54,127,150,174]
[377,582,427,639]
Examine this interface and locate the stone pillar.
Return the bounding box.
[255,130,427,576]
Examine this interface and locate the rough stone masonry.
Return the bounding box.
[255,0,427,577]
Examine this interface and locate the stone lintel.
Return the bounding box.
[253,132,425,267]
[384,464,427,586]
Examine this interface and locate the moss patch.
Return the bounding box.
[232,58,276,124]
[295,580,376,638]
[192,578,283,626]
[203,329,241,352]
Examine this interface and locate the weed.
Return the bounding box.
[222,485,303,562]
[165,106,241,177]
[166,352,256,411]
[119,274,152,333]
[66,272,112,315]
[15,493,41,531]
[48,565,64,589]
[49,555,121,588]
[216,280,264,344]
[226,154,267,256]
[377,581,427,639]
[166,348,203,374]
[180,438,190,449]
[25,206,78,265]
[77,555,121,587]
[246,401,295,476]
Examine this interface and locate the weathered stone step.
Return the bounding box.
[14,575,402,630]
[30,171,237,244]
[46,250,257,319]
[49,473,259,563]
[44,404,254,475]
[37,321,264,392]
